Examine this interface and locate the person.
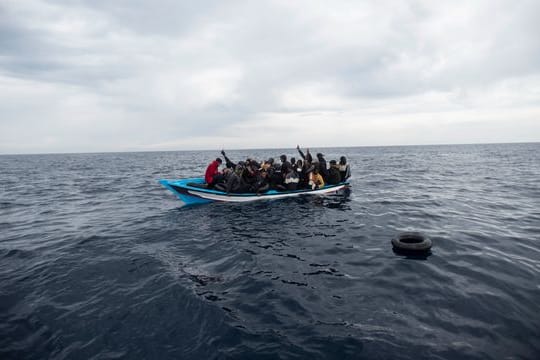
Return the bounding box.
[279,155,291,175]
[242,161,258,190]
[220,150,237,169]
[214,168,232,191]
[204,158,222,188]
[225,165,248,193]
[261,157,274,172]
[308,167,324,190]
[296,145,313,164]
[339,156,351,182]
[269,163,286,190]
[251,169,270,194]
[326,160,341,185]
[316,152,329,181]
[295,159,309,189]
[284,165,299,190]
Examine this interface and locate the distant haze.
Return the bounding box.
[1,0,539,154]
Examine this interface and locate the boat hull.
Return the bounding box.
[159,178,350,205]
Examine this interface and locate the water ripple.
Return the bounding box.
[1,144,540,359]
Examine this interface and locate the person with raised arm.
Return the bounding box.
[220,150,237,169]
[296,145,313,164]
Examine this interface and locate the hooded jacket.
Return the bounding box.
[205,160,220,184]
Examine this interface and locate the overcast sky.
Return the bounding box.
[1,0,539,154]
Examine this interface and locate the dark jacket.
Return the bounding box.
[284,170,299,190]
[339,164,351,182]
[226,172,248,193]
[327,167,341,185]
[280,160,291,175]
[317,156,329,181]
[251,173,270,193]
[221,152,236,169]
[297,148,313,164]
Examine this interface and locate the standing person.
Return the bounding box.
[339,156,351,182]
[316,153,329,181]
[296,145,313,164]
[205,158,222,188]
[295,159,308,189]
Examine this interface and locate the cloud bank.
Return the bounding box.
[1,0,539,154]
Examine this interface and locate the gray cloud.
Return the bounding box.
[1,0,539,154]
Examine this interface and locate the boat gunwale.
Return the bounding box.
[162,177,350,198]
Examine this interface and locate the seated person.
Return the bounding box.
[251,169,270,194]
[225,166,249,193]
[205,158,222,188]
[284,166,299,190]
[214,168,232,191]
[269,164,286,190]
[326,160,342,185]
[308,167,325,190]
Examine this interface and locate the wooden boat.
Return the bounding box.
[159,178,350,205]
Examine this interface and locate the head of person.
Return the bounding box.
[223,168,231,175]
[267,157,274,165]
[280,155,287,163]
[329,160,338,168]
[216,158,223,164]
[340,156,347,165]
[296,159,303,168]
[235,165,244,174]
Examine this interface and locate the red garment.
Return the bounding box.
[205,160,220,184]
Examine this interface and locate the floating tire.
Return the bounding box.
[392,232,432,253]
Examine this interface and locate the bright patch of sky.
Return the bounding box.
[1,0,539,154]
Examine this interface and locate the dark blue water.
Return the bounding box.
[1,143,539,359]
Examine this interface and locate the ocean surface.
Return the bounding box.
[1,143,539,359]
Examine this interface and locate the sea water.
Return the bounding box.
[1,143,539,359]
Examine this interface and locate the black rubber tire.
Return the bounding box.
[392,232,432,253]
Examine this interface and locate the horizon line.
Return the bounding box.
[1,140,538,156]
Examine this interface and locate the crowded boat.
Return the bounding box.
[204,145,351,194]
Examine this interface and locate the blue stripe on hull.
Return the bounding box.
[159,179,213,205]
